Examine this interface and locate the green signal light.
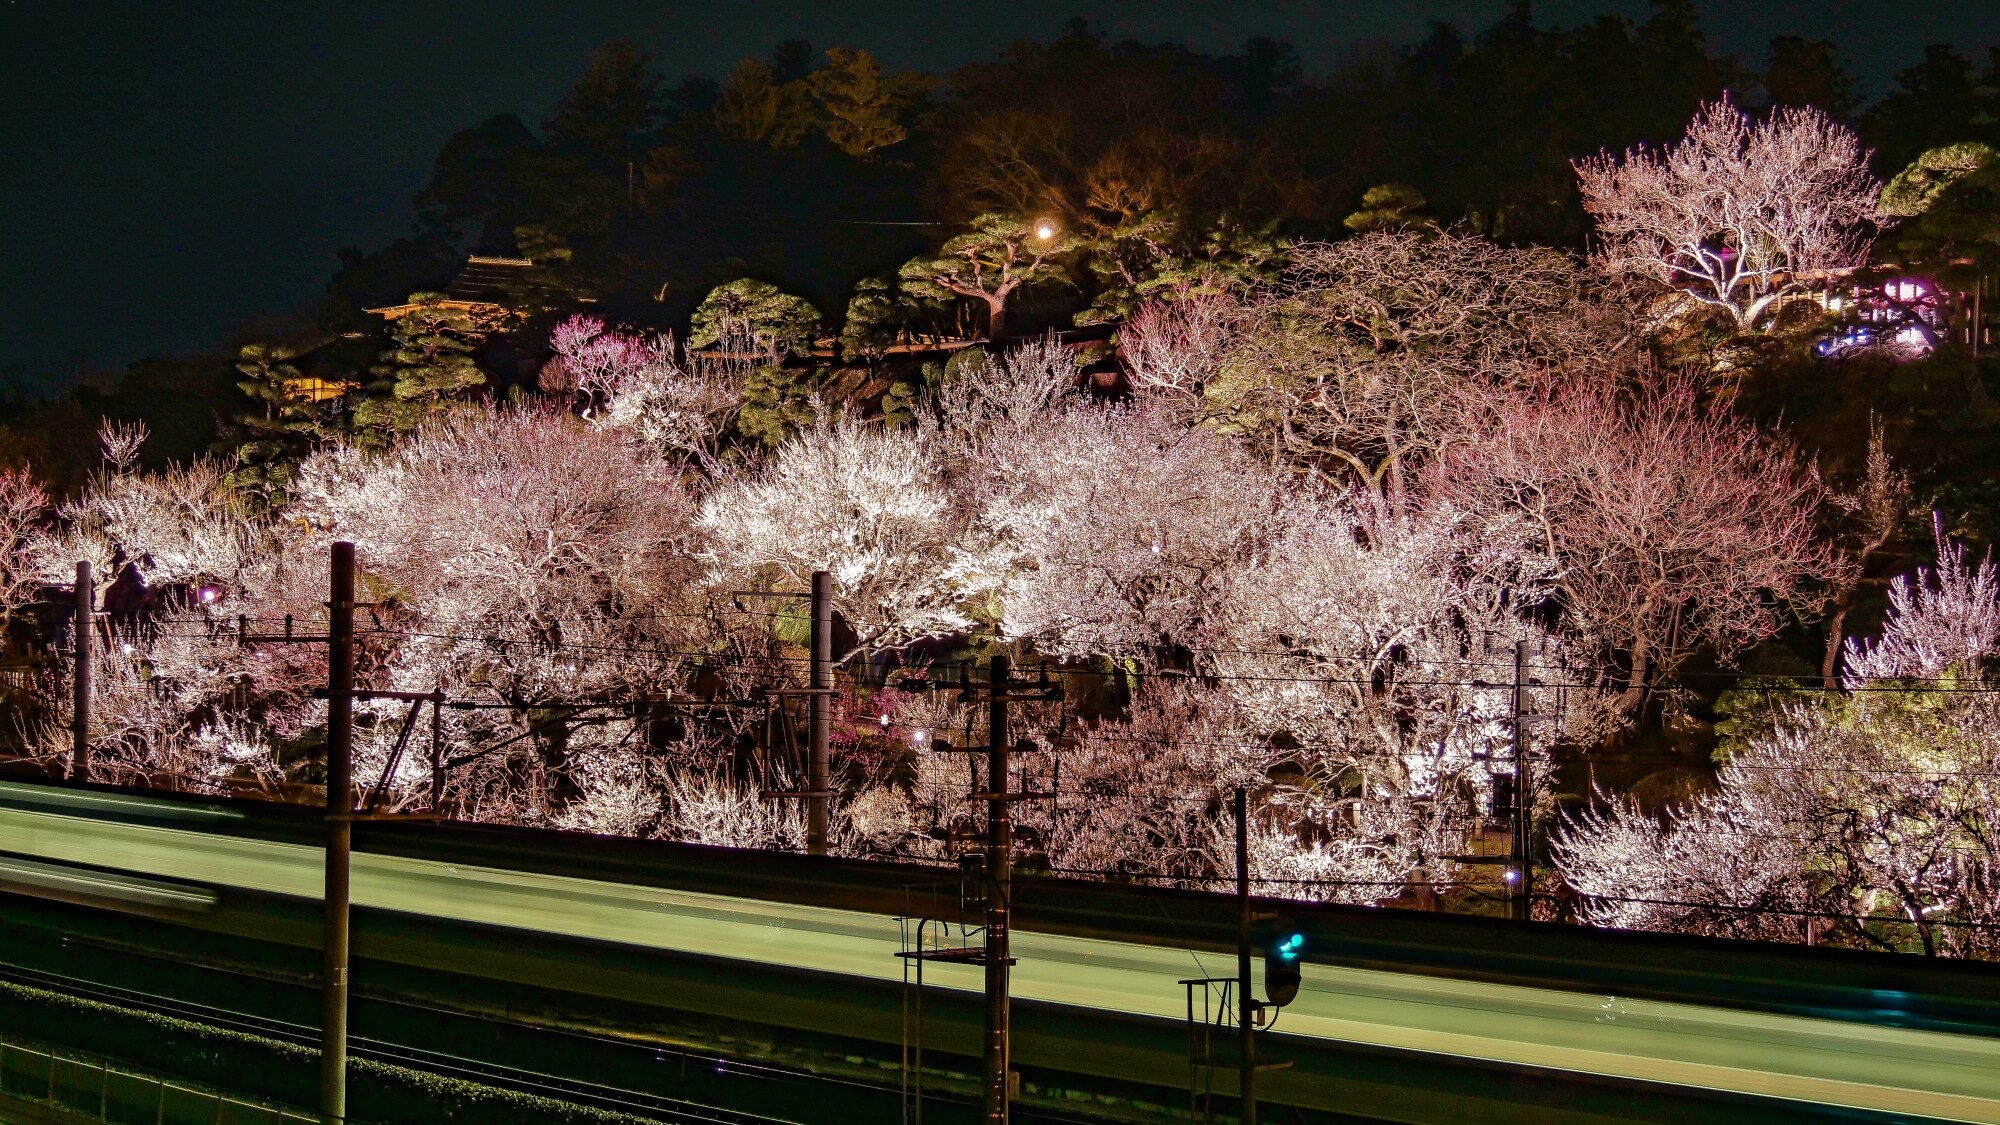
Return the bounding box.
[1277,933,1305,961]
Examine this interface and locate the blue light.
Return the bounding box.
[1277,933,1305,961]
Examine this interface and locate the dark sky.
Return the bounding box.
[3,0,1996,384]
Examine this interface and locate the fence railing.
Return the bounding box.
[0,1031,318,1125]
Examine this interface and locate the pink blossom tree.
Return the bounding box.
[552,315,746,471]
[1426,376,1839,715]
[0,468,49,615]
[1118,292,1237,406]
[1575,98,1882,333]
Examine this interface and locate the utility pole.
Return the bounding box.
[738,575,835,855]
[321,542,356,1125]
[232,544,361,1124]
[70,561,92,782]
[982,652,1013,1124]
[890,658,1056,1125]
[807,570,832,856]
[1510,640,1531,923]
[1235,786,1257,1125]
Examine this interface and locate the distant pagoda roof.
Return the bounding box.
[445,255,534,302]
[367,255,551,319]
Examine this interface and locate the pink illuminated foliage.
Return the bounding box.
[21,292,1966,949]
[1426,376,1839,713]
[1575,98,1882,332]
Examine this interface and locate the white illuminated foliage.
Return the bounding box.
[0,468,50,614]
[933,337,1082,432]
[965,401,1286,662]
[40,454,259,590]
[1844,520,2000,684]
[662,772,807,851]
[1203,497,1571,897]
[1576,98,1882,332]
[1018,678,1262,880]
[700,413,970,656]
[1118,293,1236,405]
[34,313,1931,943]
[1558,530,2000,956]
[289,405,714,821]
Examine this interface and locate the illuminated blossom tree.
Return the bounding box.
[1203,496,1574,900]
[1017,678,1261,881]
[23,427,315,783]
[292,406,711,821]
[1559,531,2000,956]
[552,315,744,470]
[1426,377,1837,715]
[963,400,1286,662]
[932,336,1082,432]
[1575,98,1881,333]
[1843,519,2000,684]
[699,414,969,658]
[0,468,49,615]
[1118,292,1236,406]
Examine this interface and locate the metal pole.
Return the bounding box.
[1236,786,1256,1125]
[982,653,1012,1123]
[807,569,832,855]
[71,561,92,782]
[1511,640,1531,923]
[321,541,356,1125]
[428,697,444,812]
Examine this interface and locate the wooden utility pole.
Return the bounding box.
[70,561,92,782]
[321,541,356,1125]
[807,570,832,855]
[982,652,1013,1124]
[1235,786,1258,1125]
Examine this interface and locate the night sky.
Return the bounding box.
[4,1,1996,385]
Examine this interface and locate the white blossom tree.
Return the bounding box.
[699,413,969,659]
[0,467,50,615]
[23,427,313,783]
[1559,531,2000,957]
[292,405,711,821]
[1203,495,1573,900]
[1844,517,2000,684]
[962,401,1287,663]
[1575,98,1882,333]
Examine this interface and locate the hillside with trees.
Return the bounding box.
[6,5,2000,956]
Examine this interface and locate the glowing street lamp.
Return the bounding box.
[1033,218,1058,241]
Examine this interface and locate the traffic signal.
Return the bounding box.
[1264,918,1305,1007]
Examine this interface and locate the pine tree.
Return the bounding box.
[227,343,353,507]
[355,294,505,445]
